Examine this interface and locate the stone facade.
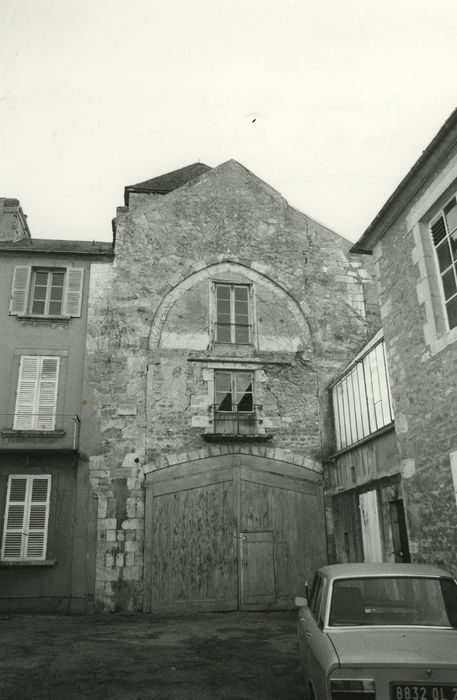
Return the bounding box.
[82,160,378,611]
[353,109,457,575]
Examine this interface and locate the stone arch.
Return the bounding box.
[143,444,321,475]
[147,259,313,350]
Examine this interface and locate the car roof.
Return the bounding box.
[318,563,453,581]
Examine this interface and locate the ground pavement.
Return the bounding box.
[0,611,304,700]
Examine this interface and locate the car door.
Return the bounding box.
[298,574,324,692]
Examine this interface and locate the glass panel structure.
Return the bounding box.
[331,339,394,451]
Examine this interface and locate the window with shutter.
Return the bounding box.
[9,266,84,318]
[13,356,60,431]
[1,475,51,561]
[431,196,457,330]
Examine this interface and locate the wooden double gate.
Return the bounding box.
[143,454,326,613]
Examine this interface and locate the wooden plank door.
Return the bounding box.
[144,465,238,613]
[239,531,276,609]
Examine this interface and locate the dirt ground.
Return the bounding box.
[0,611,304,700]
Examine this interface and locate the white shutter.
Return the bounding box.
[25,476,51,559]
[14,356,40,430]
[9,266,31,315]
[1,475,51,561]
[14,356,59,431]
[63,268,84,316]
[1,477,27,559]
[36,357,59,430]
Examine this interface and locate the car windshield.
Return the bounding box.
[329,576,457,627]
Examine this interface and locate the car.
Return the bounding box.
[295,563,457,700]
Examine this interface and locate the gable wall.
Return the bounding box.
[82,161,378,610]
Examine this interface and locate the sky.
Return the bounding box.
[0,0,456,244]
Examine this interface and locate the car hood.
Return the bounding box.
[327,627,457,667]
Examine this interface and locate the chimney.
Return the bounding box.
[0,198,31,242]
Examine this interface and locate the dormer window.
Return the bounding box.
[213,283,251,344]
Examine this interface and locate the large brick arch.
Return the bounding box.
[147,259,313,350]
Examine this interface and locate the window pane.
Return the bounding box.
[450,231,457,262]
[437,240,452,272]
[33,285,47,300]
[48,301,62,315]
[216,285,230,299]
[31,300,45,315]
[215,391,232,411]
[50,285,64,301]
[216,324,231,343]
[51,272,64,287]
[446,296,457,330]
[444,198,457,234]
[35,272,48,286]
[215,373,231,391]
[442,268,457,300]
[234,286,248,301]
[216,299,230,314]
[235,326,250,343]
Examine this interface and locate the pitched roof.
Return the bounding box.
[0,238,114,257]
[124,162,211,205]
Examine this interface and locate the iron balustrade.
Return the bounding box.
[209,404,263,435]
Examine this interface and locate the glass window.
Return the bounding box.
[214,283,252,344]
[431,202,457,330]
[329,576,457,627]
[31,269,65,316]
[331,339,394,452]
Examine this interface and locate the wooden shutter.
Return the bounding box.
[14,356,40,429]
[36,357,59,430]
[9,266,31,315]
[25,477,51,559]
[1,475,51,560]
[63,268,84,316]
[14,356,60,431]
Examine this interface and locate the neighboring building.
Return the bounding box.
[0,206,113,612]
[325,329,408,565]
[83,160,379,612]
[350,108,457,576]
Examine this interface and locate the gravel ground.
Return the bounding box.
[0,611,304,700]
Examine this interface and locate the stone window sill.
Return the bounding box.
[202,433,273,442]
[0,559,57,567]
[1,430,66,439]
[15,315,70,323]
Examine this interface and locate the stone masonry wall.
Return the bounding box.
[371,146,457,575]
[81,160,378,610]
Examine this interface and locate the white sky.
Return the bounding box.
[0,0,456,243]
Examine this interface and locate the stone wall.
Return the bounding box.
[370,145,457,574]
[81,160,378,610]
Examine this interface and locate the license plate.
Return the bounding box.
[391,683,457,700]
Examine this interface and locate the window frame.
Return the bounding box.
[212,281,253,345]
[29,267,66,316]
[9,265,84,318]
[430,193,457,332]
[214,370,255,413]
[1,474,52,561]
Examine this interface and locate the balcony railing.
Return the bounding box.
[208,404,264,435]
[0,413,81,451]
